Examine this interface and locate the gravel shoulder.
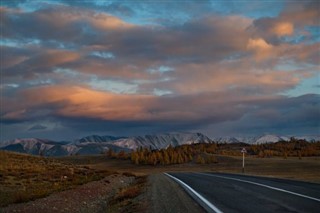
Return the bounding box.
[1,174,134,213]
[146,173,205,213]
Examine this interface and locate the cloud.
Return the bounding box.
[1,84,318,137]
[201,94,320,136]
[2,84,318,125]
[1,1,319,140]
[0,45,31,70]
[0,85,253,124]
[273,22,294,36]
[250,1,319,44]
[2,6,252,61]
[246,38,273,60]
[2,4,316,73]
[28,124,47,131]
[88,12,133,30]
[1,6,134,42]
[281,1,320,27]
[2,48,80,78]
[147,58,302,95]
[1,7,254,84]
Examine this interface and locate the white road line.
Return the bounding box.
[164,173,223,213]
[200,173,320,202]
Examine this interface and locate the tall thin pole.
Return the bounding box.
[242,151,245,173]
[241,148,246,173]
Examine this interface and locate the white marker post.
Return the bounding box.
[241,148,247,173]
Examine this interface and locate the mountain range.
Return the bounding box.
[0,133,319,156]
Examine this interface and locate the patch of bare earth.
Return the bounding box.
[146,174,205,213]
[1,174,134,213]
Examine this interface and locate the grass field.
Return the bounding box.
[59,154,320,183]
[0,151,112,207]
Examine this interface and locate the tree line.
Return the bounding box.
[216,138,320,158]
[131,144,218,165]
[105,138,320,165]
[106,143,218,165]
[248,138,320,158]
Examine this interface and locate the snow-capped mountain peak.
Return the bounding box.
[112,132,212,150]
[1,133,319,156]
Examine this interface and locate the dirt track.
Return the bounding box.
[146,173,205,213]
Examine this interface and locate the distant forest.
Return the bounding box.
[106,138,320,166]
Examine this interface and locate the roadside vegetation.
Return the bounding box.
[108,172,148,213]
[0,151,111,207]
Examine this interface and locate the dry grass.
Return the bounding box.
[219,156,320,182]
[60,154,320,183]
[108,174,148,213]
[112,186,142,203]
[0,151,112,207]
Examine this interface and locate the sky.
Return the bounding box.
[0,0,319,141]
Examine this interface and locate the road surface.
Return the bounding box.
[166,172,320,213]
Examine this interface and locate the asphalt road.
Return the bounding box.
[166,172,320,213]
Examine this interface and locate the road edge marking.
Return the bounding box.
[200,173,320,202]
[164,173,223,213]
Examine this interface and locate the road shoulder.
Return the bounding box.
[146,173,205,213]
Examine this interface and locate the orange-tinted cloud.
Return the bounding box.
[6,85,153,121]
[1,84,255,123]
[2,49,80,77]
[251,1,319,44]
[34,6,134,30]
[1,2,319,140]
[246,38,273,60]
[273,22,294,36]
[1,6,134,41]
